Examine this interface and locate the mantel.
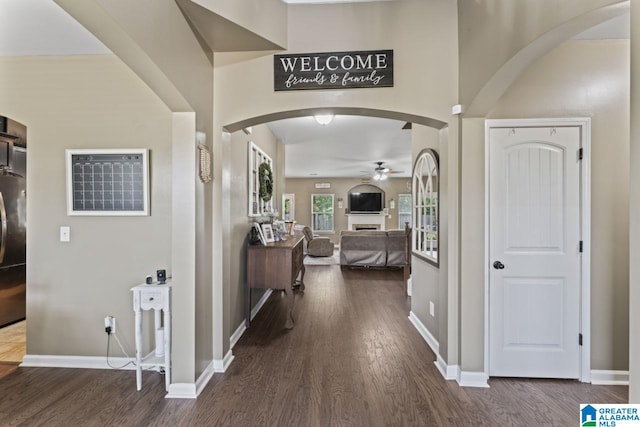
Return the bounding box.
[347,213,386,231]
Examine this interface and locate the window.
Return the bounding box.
[248,142,273,217]
[282,193,295,221]
[311,194,334,233]
[412,149,439,266]
[398,193,412,229]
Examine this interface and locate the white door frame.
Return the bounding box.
[484,117,591,382]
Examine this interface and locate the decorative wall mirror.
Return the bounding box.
[412,149,439,266]
[248,141,273,217]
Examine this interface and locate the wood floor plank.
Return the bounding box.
[0,265,628,426]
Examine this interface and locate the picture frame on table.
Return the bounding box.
[253,222,267,245]
[261,223,275,243]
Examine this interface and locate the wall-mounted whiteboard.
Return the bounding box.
[66,149,149,216]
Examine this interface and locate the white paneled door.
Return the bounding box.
[489,126,581,378]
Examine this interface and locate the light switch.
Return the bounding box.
[60,226,70,242]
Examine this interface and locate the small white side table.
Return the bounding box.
[131,282,171,391]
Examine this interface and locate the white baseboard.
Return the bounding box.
[21,354,136,370]
[408,311,456,381]
[408,311,439,355]
[213,349,234,373]
[193,360,216,398]
[457,371,490,388]
[436,355,459,381]
[408,311,489,388]
[230,322,246,350]
[251,289,273,321]
[590,370,629,385]
[230,289,273,351]
[166,383,197,399]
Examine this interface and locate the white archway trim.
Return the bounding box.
[223,107,448,133]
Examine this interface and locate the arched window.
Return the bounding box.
[412,149,439,266]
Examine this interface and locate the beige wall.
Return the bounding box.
[284,178,411,243]
[0,55,172,357]
[459,117,485,372]
[458,0,626,114]
[214,0,458,126]
[55,0,217,382]
[226,125,282,343]
[460,40,630,372]
[188,0,288,49]
[410,125,451,359]
[628,0,639,403]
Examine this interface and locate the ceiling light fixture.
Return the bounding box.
[314,114,334,125]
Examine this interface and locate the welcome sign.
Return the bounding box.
[274,50,394,91]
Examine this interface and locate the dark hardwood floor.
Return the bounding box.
[0,266,627,426]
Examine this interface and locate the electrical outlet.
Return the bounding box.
[429,301,435,317]
[104,316,116,334]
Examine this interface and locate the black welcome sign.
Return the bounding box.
[274,50,393,91]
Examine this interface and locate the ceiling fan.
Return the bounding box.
[366,161,403,181]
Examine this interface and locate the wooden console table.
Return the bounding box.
[246,234,305,329]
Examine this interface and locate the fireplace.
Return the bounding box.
[354,225,380,231]
[347,213,386,231]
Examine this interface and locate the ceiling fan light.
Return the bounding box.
[380,173,388,180]
[373,173,381,180]
[314,114,334,125]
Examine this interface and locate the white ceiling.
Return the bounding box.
[0,0,110,56]
[282,0,397,3]
[268,115,411,178]
[0,1,629,179]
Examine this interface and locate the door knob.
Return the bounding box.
[493,261,505,270]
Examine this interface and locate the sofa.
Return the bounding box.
[339,229,410,268]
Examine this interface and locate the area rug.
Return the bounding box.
[304,248,340,266]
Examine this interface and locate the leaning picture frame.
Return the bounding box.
[253,222,266,245]
[261,223,275,243]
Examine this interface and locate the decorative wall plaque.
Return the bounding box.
[274,50,394,91]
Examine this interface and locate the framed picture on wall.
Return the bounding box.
[261,223,275,243]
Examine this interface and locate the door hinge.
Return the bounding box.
[579,333,583,346]
[579,241,583,253]
[578,148,584,160]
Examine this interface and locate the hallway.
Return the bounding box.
[0,265,627,425]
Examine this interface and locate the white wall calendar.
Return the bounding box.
[65,149,150,216]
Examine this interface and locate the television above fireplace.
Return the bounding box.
[349,192,383,213]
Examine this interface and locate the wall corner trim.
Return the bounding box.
[194,360,217,397]
[590,370,629,385]
[456,371,490,388]
[409,310,459,382]
[166,383,197,399]
[213,350,234,373]
[436,356,459,380]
